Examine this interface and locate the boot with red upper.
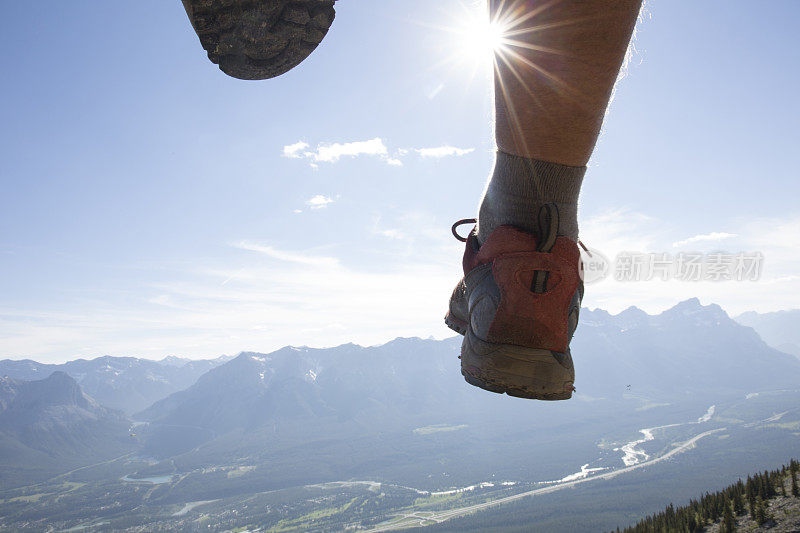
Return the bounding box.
[445,204,583,400]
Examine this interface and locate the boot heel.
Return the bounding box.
[460,329,574,401]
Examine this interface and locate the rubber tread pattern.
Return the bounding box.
[184,0,336,80]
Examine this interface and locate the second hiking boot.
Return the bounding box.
[445,204,583,400]
[181,0,336,80]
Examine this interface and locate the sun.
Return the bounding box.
[457,17,506,59]
[419,2,514,86]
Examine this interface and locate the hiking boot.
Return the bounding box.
[181,0,336,80]
[445,204,583,400]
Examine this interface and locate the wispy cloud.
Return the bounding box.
[221,267,246,286]
[282,141,310,159]
[233,241,339,267]
[370,215,406,241]
[375,228,405,240]
[580,208,661,257]
[416,146,475,158]
[578,210,800,315]
[369,212,460,262]
[305,194,335,210]
[314,138,388,163]
[282,138,401,166]
[7,210,800,363]
[282,138,475,167]
[673,232,737,248]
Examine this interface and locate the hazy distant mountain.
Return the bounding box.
[5,299,798,469]
[135,336,504,460]
[0,355,231,414]
[137,337,469,433]
[136,299,800,460]
[0,372,134,487]
[573,298,800,398]
[735,309,800,358]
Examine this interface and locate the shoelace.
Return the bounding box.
[450,204,560,252]
[450,208,591,256]
[451,219,477,242]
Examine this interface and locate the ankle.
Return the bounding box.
[476,151,585,243]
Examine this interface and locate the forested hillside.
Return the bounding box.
[619,459,800,532]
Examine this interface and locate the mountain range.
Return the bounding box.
[573,298,800,398]
[1,298,799,530]
[0,354,231,414]
[736,309,800,358]
[0,372,133,487]
[1,298,798,486]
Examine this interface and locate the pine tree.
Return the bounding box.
[619,460,799,533]
[687,513,697,533]
[733,490,745,516]
[762,496,773,524]
[792,466,799,497]
[754,496,765,525]
[721,499,735,533]
[754,496,771,526]
[711,494,722,522]
[764,470,774,497]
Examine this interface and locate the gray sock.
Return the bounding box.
[476,150,586,244]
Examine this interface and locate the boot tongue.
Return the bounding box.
[464,203,562,272]
[478,203,561,258]
[477,226,540,259]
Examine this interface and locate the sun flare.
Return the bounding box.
[457,17,506,59]
[422,2,518,87]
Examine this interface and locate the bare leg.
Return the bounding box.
[477,0,642,243]
[492,0,642,166]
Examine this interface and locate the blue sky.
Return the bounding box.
[1,1,799,362]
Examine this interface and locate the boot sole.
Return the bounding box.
[460,328,574,401]
[444,311,468,335]
[183,0,336,80]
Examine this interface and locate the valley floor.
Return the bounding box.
[1,390,799,532]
